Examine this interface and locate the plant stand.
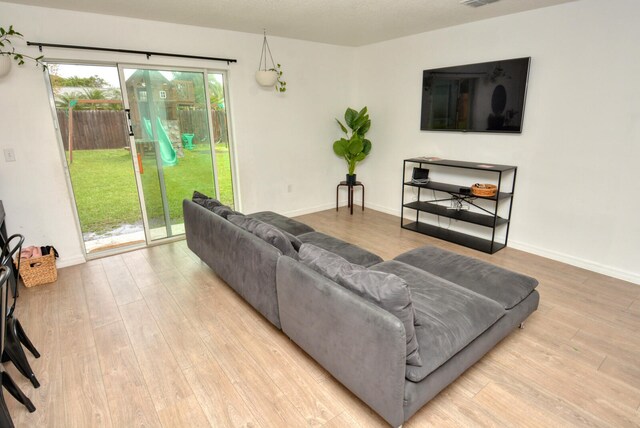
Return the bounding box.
[336,181,365,215]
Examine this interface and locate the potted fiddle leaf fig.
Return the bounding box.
[0,25,46,77]
[333,106,372,185]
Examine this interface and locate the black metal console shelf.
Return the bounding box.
[401,157,517,254]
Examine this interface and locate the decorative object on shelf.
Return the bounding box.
[256,29,287,92]
[0,25,46,77]
[471,183,497,197]
[333,106,372,185]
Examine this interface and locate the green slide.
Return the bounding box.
[143,117,177,166]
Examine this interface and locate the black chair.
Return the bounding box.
[1,235,40,388]
[0,266,36,428]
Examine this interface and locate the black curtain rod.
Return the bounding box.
[26,41,237,64]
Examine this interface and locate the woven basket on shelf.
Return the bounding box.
[471,183,498,197]
[16,252,57,287]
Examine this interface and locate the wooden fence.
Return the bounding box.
[56,109,229,150]
[57,110,129,150]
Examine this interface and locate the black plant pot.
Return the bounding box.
[346,174,357,185]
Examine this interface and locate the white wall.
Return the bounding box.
[2,0,639,284]
[354,0,640,283]
[0,2,355,266]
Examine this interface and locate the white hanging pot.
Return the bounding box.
[0,55,12,78]
[255,70,277,87]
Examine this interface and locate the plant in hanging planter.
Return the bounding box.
[256,30,287,92]
[333,107,372,185]
[0,25,46,77]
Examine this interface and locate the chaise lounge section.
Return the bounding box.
[183,196,539,426]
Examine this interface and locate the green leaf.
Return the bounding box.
[358,119,371,136]
[362,139,372,155]
[332,138,349,156]
[335,119,348,134]
[344,108,358,129]
[347,136,363,155]
[354,152,367,161]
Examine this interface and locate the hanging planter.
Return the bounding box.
[0,25,46,78]
[256,30,287,92]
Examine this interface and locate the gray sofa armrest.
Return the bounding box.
[184,199,282,328]
[276,257,407,427]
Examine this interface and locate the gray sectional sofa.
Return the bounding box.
[183,198,539,427]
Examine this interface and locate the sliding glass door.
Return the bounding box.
[119,65,223,241]
[47,62,235,256]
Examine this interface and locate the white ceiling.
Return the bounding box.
[7,0,578,46]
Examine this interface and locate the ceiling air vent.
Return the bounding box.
[460,0,499,7]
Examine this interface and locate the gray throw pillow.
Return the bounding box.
[228,215,262,233]
[299,243,422,367]
[192,190,224,212]
[281,230,303,251]
[212,205,242,219]
[253,223,298,259]
[227,215,302,252]
[228,215,298,259]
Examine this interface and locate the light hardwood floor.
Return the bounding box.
[5,208,640,427]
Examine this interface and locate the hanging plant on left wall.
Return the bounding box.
[0,25,46,77]
[256,30,287,92]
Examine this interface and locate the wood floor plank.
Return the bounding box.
[599,355,640,393]
[200,326,308,428]
[80,262,121,329]
[55,266,95,356]
[183,353,263,428]
[139,285,210,370]
[156,394,210,428]
[101,255,143,305]
[473,381,568,427]
[121,250,164,289]
[93,321,161,427]
[118,299,194,412]
[201,294,343,426]
[61,348,113,427]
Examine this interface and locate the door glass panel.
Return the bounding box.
[208,72,235,208]
[122,67,216,241]
[47,64,145,254]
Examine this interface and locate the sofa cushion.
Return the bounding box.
[212,205,242,219]
[192,190,224,212]
[370,260,505,382]
[298,231,383,267]
[229,215,302,251]
[247,211,315,236]
[394,246,538,310]
[299,244,422,367]
[228,215,298,259]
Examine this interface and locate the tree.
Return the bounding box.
[50,74,110,88]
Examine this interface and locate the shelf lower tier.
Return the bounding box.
[403,201,508,227]
[401,221,506,254]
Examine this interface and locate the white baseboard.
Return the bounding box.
[283,202,338,218]
[509,240,640,286]
[56,255,86,268]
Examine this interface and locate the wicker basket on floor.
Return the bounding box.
[16,252,58,287]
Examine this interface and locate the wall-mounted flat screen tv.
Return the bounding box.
[420,57,530,133]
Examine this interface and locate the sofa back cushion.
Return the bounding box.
[192,191,224,211]
[212,205,242,219]
[299,243,422,367]
[228,215,298,259]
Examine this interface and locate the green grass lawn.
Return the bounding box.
[68,144,234,235]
